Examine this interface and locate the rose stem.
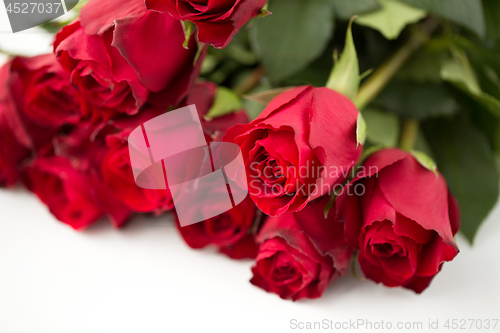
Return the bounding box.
[399,118,419,151]
[233,66,265,95]
[354,17,440,111]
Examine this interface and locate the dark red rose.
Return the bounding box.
[0,62,28,186]
[224,86,362,216]
[22,156,105,230]
[0,106,30,187]
[0,54,90,186]
[100,82,249,215]
[146,0,266,48]
[250,196,353,300]
[54,0,204,115]
[52,126,134,227]
[21,126,133,229]
[101,129,175,213]
[336,149,460,293]
[10,54,91,127]
[173,82,255,258]
[175,196,258,259]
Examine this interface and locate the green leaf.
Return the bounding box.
[424,118,499,243]
[330,0,381,20]
[251,0,335,82]
[326,18,359,101]
[363,108,400,146]
[441,49,500,118]
[483,0,500,44]
[283,41,335,87]
[441,48,481,93]
[204,87,243,120]
[375,81,459,120]
[410,149,437,177]
[403,0,485,38]
[451,35,500,75]
[356,113,367,147]
[355,0,427,40]
[396,43,452,83]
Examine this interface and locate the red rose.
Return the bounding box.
[250,197,353,300]
[223,86,362,216]
[0,62,28,186]
[101,129,175,213]
[173,82,255,258]
[146,0,266,48]
[54,0,204,115]
[336,149,460,293]
[0,54,89,186]
[21,125,133,229]
[10,54,90,127]
[22,156,105,230]
[50,126,133,228]
[175,196,258,259]
[0,107,30,187]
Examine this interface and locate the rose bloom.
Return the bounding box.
[102,129,175,214]
[54,0,204,115]
[23,156,105,230]
[175,196,258,259]
[100,81,249,215]
[0,54,91,186]
[22,125,134,229]
[250,196,353,300]
[336,149,460,293]
[224,86,362,216]
[146,0,267,48]
[0,106,30,187]
[174,81,256,258]
[8,54,90,127]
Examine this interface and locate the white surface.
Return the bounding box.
[1,186,500,333]
[1,33,500,333]
[0,26,52,55]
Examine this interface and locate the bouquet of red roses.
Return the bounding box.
[1,0,498,301]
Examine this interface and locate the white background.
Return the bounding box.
[1,31,500,333]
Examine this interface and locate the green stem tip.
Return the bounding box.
[399,118,420,151]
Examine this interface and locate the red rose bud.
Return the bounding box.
[250,197,353,300]
[224,86,362,216]
[54,0,204,115]
[175,196,258,259]
[146,0,267,48]
[336,149,460,293]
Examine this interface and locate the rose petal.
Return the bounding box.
[378,153,457,250]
